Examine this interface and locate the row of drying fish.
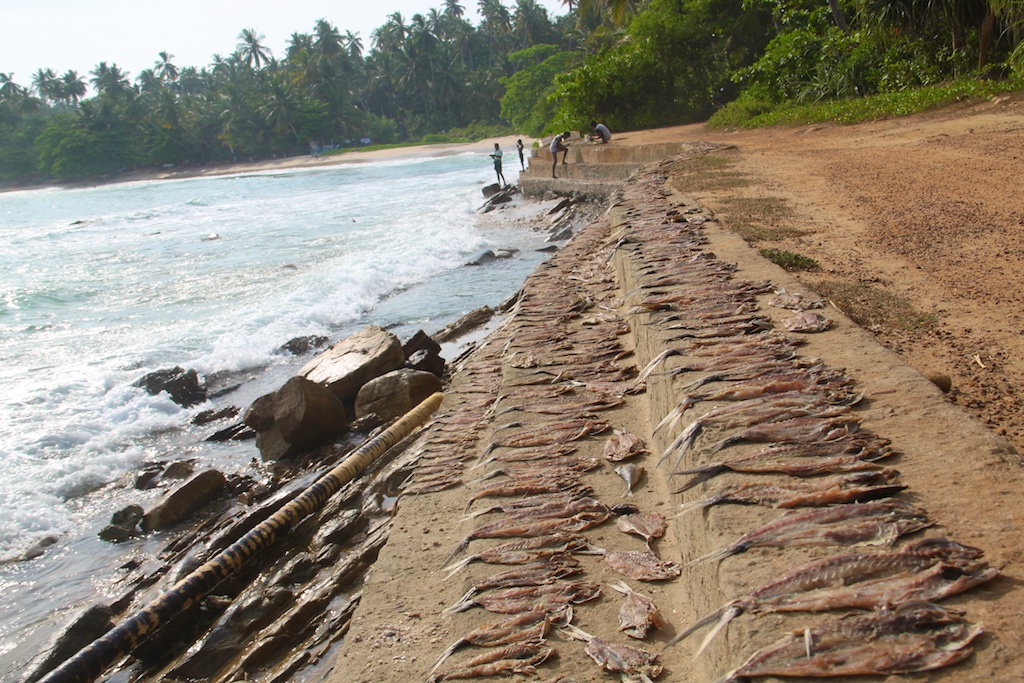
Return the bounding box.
[617,167,995,680]
[426,217,678,683]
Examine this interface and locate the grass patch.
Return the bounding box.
[667,155,750,193]
[709,77,1024,130]
[760,248,819,271]
[812,280,938,332]
[718,197,805,242]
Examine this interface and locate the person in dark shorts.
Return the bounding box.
[516,139,526,170]
[490,142,507,185]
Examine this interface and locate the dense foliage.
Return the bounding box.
[4,0,1024,183]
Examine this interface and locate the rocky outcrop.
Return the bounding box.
[433,305,494,343]
[141,469,228,531]
[299,326,404,402]
[243,376,349,460]
[135,366,207,407]
[354,368,444,422]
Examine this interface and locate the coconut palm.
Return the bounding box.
[32,68,60,103]
[59,70,87,105]
[237,28,272,69]
[90,62,131,98]
[154,51,179,82]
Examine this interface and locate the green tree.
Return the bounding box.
[237,28,272,69]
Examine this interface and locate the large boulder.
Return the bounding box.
[355,369,443,422]
[299,326,404,402]
[141,469,227,531]
[243,376,349,460]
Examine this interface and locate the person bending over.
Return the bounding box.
[588,120,611,143]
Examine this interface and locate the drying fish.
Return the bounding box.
[609,581,666,639]
[430,639,556,682]
[703,415,861,457]
[470,456,602,484]
[768,287,824,310]
[604,428,650,461]
[691,498,931,565]
[605,548,681,581]
[615,463,645,497]
[658,392,856,470]
[475,444,578,468]
[671,538,996,653]
[464,478,585,511]
[675,438,896,491]
[453,580,601,615]
[784,310,832,333]
[616,512,667,546]
[484,418,610,451]
[714,601,982,682]
[561,624,663,683]
[443,533,596,578]
[446,555,584,613]
[429,611,553,677]
[496,393,625,416]
[464,493,605,521]
[450,510,610,559]
[675,469,905,512]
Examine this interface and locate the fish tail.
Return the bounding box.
[671,464,727,489]
[443,588,477,615]
[694,605,743,658]
[427,638,466,678]
[444,537,472,564]
[637,349,676,382]
[441,555,474,579]
[687,542,741,566]
[675,497,718,517]
[671,422,703,472]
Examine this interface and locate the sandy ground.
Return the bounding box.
[319,98,1024,683]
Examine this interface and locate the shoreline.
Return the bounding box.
[2,135,540,193]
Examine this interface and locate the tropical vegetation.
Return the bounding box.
[3,0,1024,184]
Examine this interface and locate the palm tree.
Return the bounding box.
[575,0,639,26]
[0,73,24,100]
[59,70,87,104]
[237,28,272,69]
[314,18,344,60]
[344,30,364,59]
[154,51,179,83]
[32,68,60,103]
[90,62,130,98]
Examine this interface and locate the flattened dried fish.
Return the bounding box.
[605,548,681,581]
[451,510,610,558]
[615,512,667,546]
[692,498,931,565]
[561,623,663,682]
[615,463,645,497]
[431,639,555,682]
[446,555,584,612]
[715,601,982,682]
[604,428,650,461]
[610,581,666,639]
[457,580,601,615]
[783,310,832,333]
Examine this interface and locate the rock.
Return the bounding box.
[16,534,59,562]
[99,504,145,542]
[275,335,329,356]
[191,406,239,426]
[206,422,254,442]
[135,366,207,407]
[406,348,445,378]
[466,249,497,266]
[27,604,115,683]
[162,460,195,479]
[354,369,443,422]
[299,326,404,402]
[242,376,349,460]
[142,469,227,531]
[402,330,441,359]
[482,182,502,198]
[433,305,494,343]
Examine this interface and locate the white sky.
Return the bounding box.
[0,1,568,90]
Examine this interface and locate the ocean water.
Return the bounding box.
[0,153,550,677]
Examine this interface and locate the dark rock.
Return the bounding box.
[142,469,228,531]
[402,330,441,359]
[135,366,207,407]
[17,534,59,561]
[99,504,145,542]
[191,406,239,426]
[466,249,497,266]
[348,412,385,434]
[355,368,443,422]
[243,376,349,460]
[162,460,195,479]
[406,348,445,378]
[299,326,405,402]
[482,182,502,198]
[275,335,329,356]
[27,604,115,683]
[433,305,494,343]
[206,422,255,442]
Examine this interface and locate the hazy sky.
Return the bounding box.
[0,1,568,89]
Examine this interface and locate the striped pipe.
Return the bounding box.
[39,391,444,683]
